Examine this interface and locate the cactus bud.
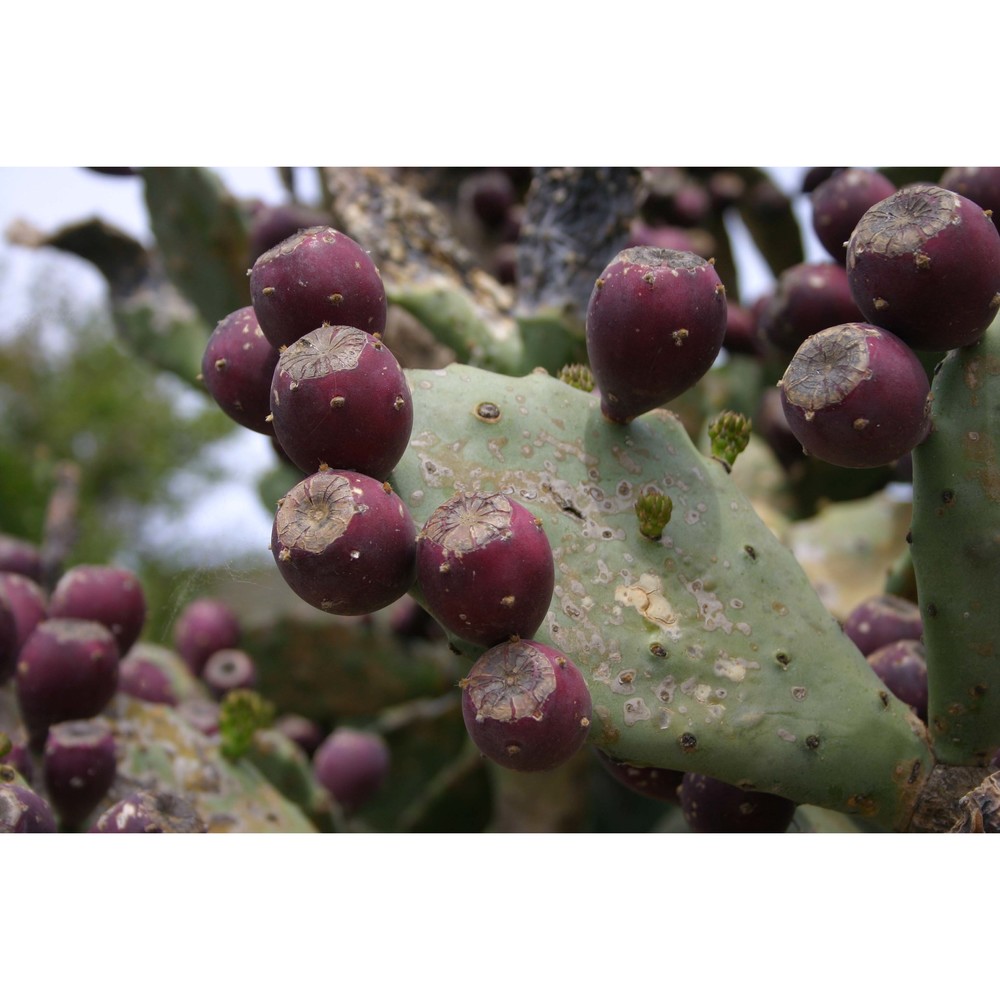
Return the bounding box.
[634,490,673,541]
[708,410,752,469]
[219,689,275,761]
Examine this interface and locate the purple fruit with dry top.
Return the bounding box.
[846,184,1000,350]
[586,246,727,423]
[203,648,257,700]
[779,323,931,469]
[939,167,1000,227]
[416,491,555,647]
[271,469,416,617]
[249,225,386,349]
[0,782,56,833]
[269,325,413,480]
[43,718,117,829]
[201,305,280,435]
[90,790,206,833]
[460,638,592,772]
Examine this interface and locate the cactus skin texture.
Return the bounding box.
[389,365,934,829]
[911,318,1000,765]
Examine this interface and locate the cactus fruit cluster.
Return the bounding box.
[8,164,1000,833]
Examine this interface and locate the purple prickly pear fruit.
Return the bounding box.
[625,221,710,258]
[722,302,765,357]
[415,491,555,648]
[269,326,412,480]
[172,598,241,676]
[866,639,928,723]
[202,648,257,700]
[15,618,120,749]
[271,469,416,617]
[247,201,333,265]
[274,714,325,757]
[0,592,16,684]
[118,645,181,705]
[758,262,865,355]
[312,727,390,814]
[0,533,43,582]
[846,184,1000,350]
[939,167,1000,229]
[0,782,56,833]
[201,305,281,435]
[90,790,206,833]
[0,572,48,654]
[778,323,931,469]
[595,749,683,805]
[3,734,34,784]
[43,718,117,830]
[843,593,923,657]
[48,564,146,656]
[801,167,842,194]
[462,169,517,229]
[755,387,805,470]
[460,639,592,772]
[586,246,727,424]
[680,773,797,833]
[249,226,386,350]
[389,594,446,644]
[810,168,897,265]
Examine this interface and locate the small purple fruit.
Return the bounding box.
[90,790,206,833]
[595,749,683,805]
[846,184,1000,350]
[202,648,257,700]
[0,782,56,833]
[274,714,326,757]
[586,246,727,424]
[249,225,387,350]
[779,323,931,469]
[43,718,117,830]
[460,638,592,772]
[271,469,417,617]
[810,168,897,265]
[867,639,928,723]
[15,618,120,749]
[0,534,43,582]
[843,593,923,656]
[201,305,281,435]
[0,592,16,684]
[269,325,413,480]
[680,773,797,833]
[939,167,1000,229]
[48,564,146,656]
[758,262,865,355]
[0,571,48,652]
[416,491,555,648]
[172,598,241,676]
[247,201,334,264]
[118,643,194,705]
[312,727,390,813]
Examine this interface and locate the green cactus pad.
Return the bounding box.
[390,365,934,829]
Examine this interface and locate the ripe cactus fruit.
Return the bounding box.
[846,184,1000,350]
[15,618,120,749]
[460,638,592,772]
[48,564,146,656]
[680,772,797,833]
[0,533,43,582]
[271,469,416,616]
[172,598,241,676]
[778,323,931,468]
[201,305,280,435]
[89,790,206,833]
[0,571,48,653]
[312,727,391,814]
[809,168,897,265]
[757,261,865,355]
[866,640,928,723]
[269,325,413,480]
[585,246,727,423]
[43,718,117,830]
[249,225,386,349]
[203,648,257,700]
[843,593,923,656]
[595,749,683,805]
[939,167,1000,228]
[0,782,56,833]
[0,593,16,683]
[415,491,555,647]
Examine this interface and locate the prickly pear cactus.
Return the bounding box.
[390,365,934,830]
[912,318,1000,765]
